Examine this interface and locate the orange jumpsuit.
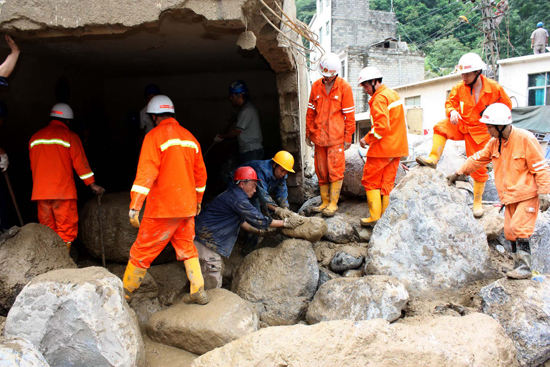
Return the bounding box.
[459,126,550,240]
[129,117,207,269]
[362,85,409,196]
[29,120,95,242]
[306,77,355,185]
[434,75,512,182]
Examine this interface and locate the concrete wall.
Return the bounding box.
[498,53,550,107]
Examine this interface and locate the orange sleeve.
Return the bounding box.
[194,141,207,204]
[365,94,389,146]
[306,86,316,139]
[525,136,550,194]
[445,84,461,118]
[130,133,160,210]
[341,83,356,143]
[70,133,95,186]
[458,141,493,175]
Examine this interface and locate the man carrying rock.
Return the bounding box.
[306,52,355,217]
[357,67,409,227]
[29,103,105,251]
[124,95,209,305]
[194,166,303,289]
[416,53,512,218]
[448,103,550,279]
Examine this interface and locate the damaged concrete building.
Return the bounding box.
[0,0,310,224]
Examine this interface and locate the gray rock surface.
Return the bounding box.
[79,192,176,264]
[297,196,322,216]
[306,276,409,324]
[323,215,356,244]
[366,167,499,295]
[147,288,258,355]
[0,337,50,367]
[318,266,341,289]
[147,262,189,306]
[231,239,319,325]
[480,277,550,367]
[532,211,550,274]
[0,224,76,315]
[478,204,505,241]
[330,246,364,272]
[281,216,327,243]
[4,267,145,367]
[482,171,501,203]
[342,144,367,197]
[410,136,467,176]
[191,313,518,367]
[144,333,197,367]
[342,269,364,277]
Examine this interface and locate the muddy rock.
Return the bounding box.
[342,269,363,277]
[147,288,259,355]
[477,204,504,241]
[323,215,356,244]
[0,224,77,316]
[191,313,517,367]
[4,267,145,367]
[410,137,467,176]
[342,144,367,197]
[144,333,197,367]
[79,192,176,264]
[231,239,319,325]
[532,211,550,274]
[297,196,322,215]
[306,276,408,324]
[329,246,365,272]
[480,277,550,367]
[0,337,50,367]
[318,266,341,288]
[366,168,499,296]
[281,216,327,243]
[147,262,189,307]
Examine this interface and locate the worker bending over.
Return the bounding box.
[448,103,550,279]
[416,53,511,218]
[123,95,209,305]
[194,167,303,289]
[306,53,355,216]
[29,103,105,250]
[357,67,409,227]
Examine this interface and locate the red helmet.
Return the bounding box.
[234,166,260,182]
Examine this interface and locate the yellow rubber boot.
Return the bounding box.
[183,257,209,305]
[66,242,72,251]
[416,134,447,168]
[473,180,485,218]
[122,261,147,301]
[361,190,382,227]
[312,184,330,213]
[381,195,390,215]
[322,180,343,217]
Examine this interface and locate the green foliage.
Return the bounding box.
[296,0,316,25]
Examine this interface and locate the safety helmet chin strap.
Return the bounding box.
[467,70,482,95]
[494,125,508,154]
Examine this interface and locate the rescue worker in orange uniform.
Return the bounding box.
[123,95,209,305]
[306,52,355,217]
[357,67,409,227]
[416,53,512,218]
[29,103,105,250]
[448,103,550,279]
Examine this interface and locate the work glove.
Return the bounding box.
[214,135,224,143]
[283,215,304,229]
[129,209,141,228]
[540,193,550,212]
[196,203,202,216]
[274,207,294,219]
[90,183,105,196]
[446,172,469,185]
[0,154,8,172]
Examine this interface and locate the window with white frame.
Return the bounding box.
[405,95,421,107]
[528,72,550,106]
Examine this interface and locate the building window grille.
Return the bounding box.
[405,95,421,107]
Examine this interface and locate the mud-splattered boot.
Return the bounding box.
[183,257,209,305]
[507,238,532,280]
[322,180,343,217]
[312,184,330,213]
[416,134,447,168]
[122,261,147,302]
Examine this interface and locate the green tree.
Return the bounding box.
[296,0,316,25]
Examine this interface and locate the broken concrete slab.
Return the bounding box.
[306,276,409,324]
[147,288,258,355]
[231,239,318,325]
[0,336,50,367]
[4,267,145,367]
[191,313,518,367]
[0,224,76,316]
[366,167,499,296]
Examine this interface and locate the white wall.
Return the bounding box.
[498,53,550,107]
[309,0,332,82]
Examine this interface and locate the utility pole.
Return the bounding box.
[480,0,499,79]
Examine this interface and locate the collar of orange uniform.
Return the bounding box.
[321,76,342,93]
[479,75,492,95]
[371,84,387,99]
[50,120,69,129]
[157,117,178,126]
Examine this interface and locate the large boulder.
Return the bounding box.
[0,224,76,315]
[480,278,550,367]
[329,246,365,272]
[0,337,50,367]
[366,167,499,296]
[478,204,505,241]
[147,262,189,306]
[78,192,176,264]
[410,136,467,176]
[147,288,258,355]
[191,313,518,367]
[281,216,327,243]
[231,239,319,325]
[532,210,550,274]
[4,267,145,367]
[144,334,197,367]
[342,144,366,197]
[306,276,409,324]
[323,215,356,244]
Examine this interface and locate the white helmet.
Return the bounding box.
[318,53,341,77]
[479,103,512,126]
[457,53,486,74]
[357,67,383,86]
[50,103,74,119]
[147,95,175,114]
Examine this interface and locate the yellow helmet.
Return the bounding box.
[272,151,295,173]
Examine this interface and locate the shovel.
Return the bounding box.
[3,171,23,226]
